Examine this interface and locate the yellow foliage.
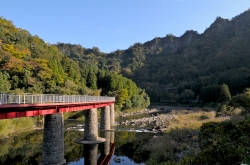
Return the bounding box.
[34,58,49,67]
[56,74,64,85]
[3,44,29,59]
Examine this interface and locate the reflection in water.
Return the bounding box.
[84,144,98,165]
[0,126,151,165]
[83,142,116,165]
[83,130,115,165]
[100,131,111,155]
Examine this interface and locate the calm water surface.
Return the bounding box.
[0,113,157,165]
[69,155,145,165]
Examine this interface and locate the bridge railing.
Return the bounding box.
[0,94,115,104]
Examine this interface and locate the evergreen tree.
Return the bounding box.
[87,69,97,90]
[0,71,11,92]
[219,83,231,103]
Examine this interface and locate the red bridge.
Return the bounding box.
[0,93,116,165]
[0,94,115,119]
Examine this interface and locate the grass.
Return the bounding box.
[166,109,224,131]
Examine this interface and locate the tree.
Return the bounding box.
[124,99,132,109]
[117,89,129,108]
[199,85,221,103]
[219,83,231,103]
[229,93,250,113]
[180,89,194,102]
[87,69,97,90]
[0,71,10,92]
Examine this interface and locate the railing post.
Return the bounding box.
[24,93,25,104]
[41,94,42,104]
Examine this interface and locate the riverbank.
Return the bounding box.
[119,106,183,117]
[114,106,240,164]
[116,106,218,132]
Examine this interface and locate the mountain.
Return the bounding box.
[56,8,250,103]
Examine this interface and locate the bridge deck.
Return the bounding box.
[0,94,115,119]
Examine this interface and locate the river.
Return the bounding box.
[0,113,157,165]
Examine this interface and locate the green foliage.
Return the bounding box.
[199,85,221,103]
[0,71,11,92]
[103,73,150,111]
[146,153,175,165]
[219,83,232,103]
[87,69,97,90]
[181,118,250,165]
[180,89,194,102]
[229,92,250,113]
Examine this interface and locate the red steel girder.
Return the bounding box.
[0,109,57,119]
[0,101,115,119]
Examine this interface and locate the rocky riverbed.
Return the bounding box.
[118,106,193,117]
[117,108,178,132]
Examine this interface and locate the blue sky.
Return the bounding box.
[1,0,250,53]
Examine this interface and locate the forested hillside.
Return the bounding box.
[0,17,150,111]
[56,9,250,103]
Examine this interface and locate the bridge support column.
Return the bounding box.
[110,103,116,126]
[100,106,112,130]
[40,113,66,165]
[84,108,98,141]
[84,144,98,165]
[76,108,105,144]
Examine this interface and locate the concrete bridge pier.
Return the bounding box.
[100,106,113,130]
[40,113,66,165]
[84,144,98,165]
[110,103,116,126]
[76,108,105,144]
